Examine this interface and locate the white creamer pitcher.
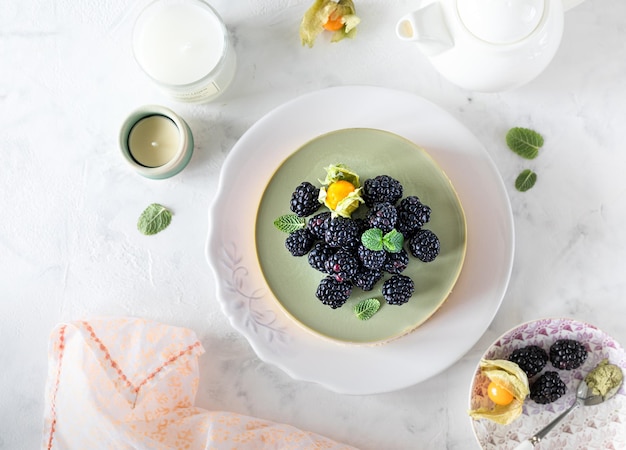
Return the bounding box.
[396,0,585,92]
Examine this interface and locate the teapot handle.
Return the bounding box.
[395,3,454,56]
[562,0,585,11]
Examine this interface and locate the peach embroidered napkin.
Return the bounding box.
[42,317,357,450]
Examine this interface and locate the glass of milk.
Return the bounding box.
[132,0,236,103]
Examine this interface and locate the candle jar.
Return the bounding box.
[119,105,194,179]
[132,0,236,103]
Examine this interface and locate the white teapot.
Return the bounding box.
[396,0,585,92]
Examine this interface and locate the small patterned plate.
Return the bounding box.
[470,318,626,449]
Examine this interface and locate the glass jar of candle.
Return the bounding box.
[132,0,236,103]
[119,105,194,179]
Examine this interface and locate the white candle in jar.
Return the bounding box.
[119,105,194,179]
[128,115,180,168]
[132,0,236,102]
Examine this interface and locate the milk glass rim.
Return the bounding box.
[131,0,231,89]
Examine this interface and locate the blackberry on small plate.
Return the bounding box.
[508,345,548,378]
[316,276,352,309]
[382,249,409,274]
[308,242,336,273]
[352,268,383,291]
[396,196,431,236]
[290,181,321,217]
[549,339,588,370]
[408,229,440,262]
[285,228,315,257]
[362,175,403,207]
[357,244,386,270]
[307,212,331,239]
[352,217,369,234]
[324,217,361,249]
[530,371,567,404]
[324,249,359,283]
[382,274,415,305]
[366,202,398,233]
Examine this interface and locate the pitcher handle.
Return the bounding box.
[395,3,454,56]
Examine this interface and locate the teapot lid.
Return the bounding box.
[457,0,545,44]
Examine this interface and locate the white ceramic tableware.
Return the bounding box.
[396,0,585,92]
[206,86,514,395]
[469,318,626,449]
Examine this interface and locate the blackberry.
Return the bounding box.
[396,196,431,236]
[324,217,360,249]
[382,249,409,274]
[508,345,548,378]
[382,274,415,305]
[307,212,331,239]
[362,175,403,207]
[367,202,398,233]
[408,229,440,262]
[290,182,321,217]
[308,242,336,273]
[352,268,383,291]
[353,217,369,234]
[549,339,588,370]
[357,244,386,270]
[530,371,567,404]
[316,276,352,309]
[324,249,359,283]
[285,228,315,257]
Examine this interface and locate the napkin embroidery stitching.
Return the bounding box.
[80,320,202,408]
[45,324,67,450]
[44,319,357,450]
[132,340,203,407]
[45,321,204,449]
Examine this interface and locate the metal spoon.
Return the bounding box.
[514,377,623,449]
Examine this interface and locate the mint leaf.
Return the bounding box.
[363,228,404,252]
[382,229,404,253]
[354,298,381,321]
[515,169,537,192]
[273,214,306,233]
[138,203,172,235]
[506,127,544,159]
[361,228,384,251]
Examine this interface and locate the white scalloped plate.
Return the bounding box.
[206,86,514,394]
[470,318,626,449]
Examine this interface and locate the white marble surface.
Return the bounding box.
[2,0,626,449]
